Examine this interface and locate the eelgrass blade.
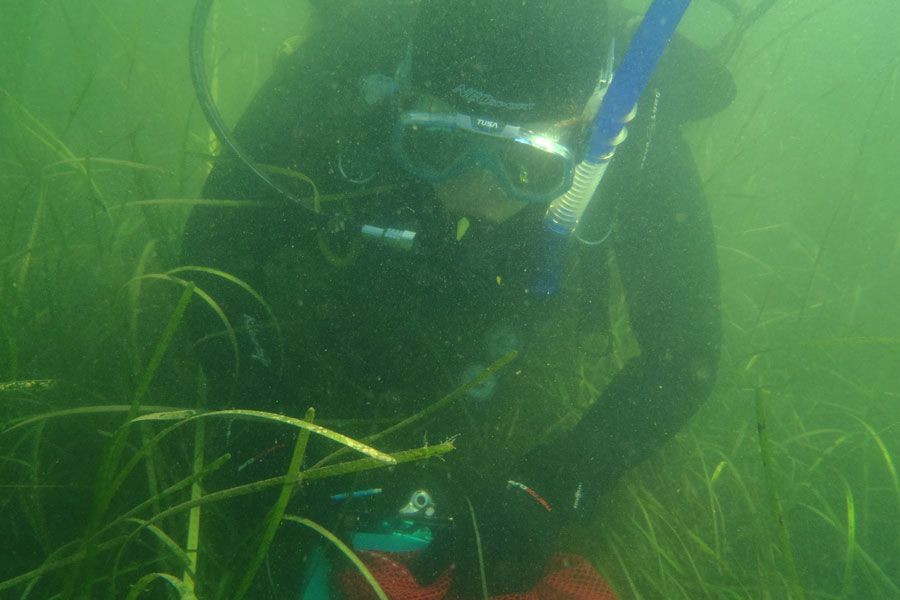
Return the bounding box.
[129,184,397,210]
[63,284,195,598]
[115,454,231,541]
[117,443,452,554]
[851,415,900,507]
[95,284,196,507]
[640,491,717,597]
[107,454,231,597]
[464,496,489,600]
[302,442,452,480]
[233,408,315,600]
[0,379,57,393]
[132,282,195,407]
[1,404,185,435]
[0,441,453,594]
[257,163,320,211]
[756,388,806,600]
[1,89,77,169]
[24,421,51,553]
[366,349,517,444]
[0,534,132,594]
[16,178,46,296]
[123,519,193,571]
[183,417,205,594]
[44,156,165,173]
[691,432,722,564]
[630,487,684,584]
[134,408,396,464]
[709,460,726,485]
[282,516,389,600]
[312,350,517,468]
[841,479,855,599]
[800,500,900,596]
[608,533,642,600]
[59,71,94,138]
[807,433,848,473]
[127,239,158,345]
[168,265,284,375]
[138,423,162,516]
[124,572,198,600]
[0,311,18,380]
[129,198,262,208]
[130,273,240,378]
[46,442,448,597]
[14,445,223,600]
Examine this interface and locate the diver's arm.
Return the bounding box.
[534,34,731,513]
[586,120,721,476]
[510,120,721,516]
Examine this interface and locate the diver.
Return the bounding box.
[181,0,735,598]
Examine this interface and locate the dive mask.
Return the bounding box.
[391,111,581,204]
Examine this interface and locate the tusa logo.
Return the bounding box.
[476,118,500,130]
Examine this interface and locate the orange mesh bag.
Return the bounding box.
[508,554,620,600]
[337,552,618,600]
[337,551,454,600]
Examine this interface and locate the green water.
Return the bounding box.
[2,1,899,598]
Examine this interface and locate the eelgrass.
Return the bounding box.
[2,256,489,597]
[1,265,467,597]
[5,4,900,599]
[798,487,900,598]
[168,265,286,375]
[131,273,241,379]
[135,408,396,464]
[0,379,57,394]
[465,496,490,600]
[124,572,198,600]
[0,432,453,596]
[0,21,483,599]
[311,348,518,469]
[233,407,314,600]
[183,414,205,594]
[851,415,900,507]
[61,282,196,599]
[282,516,390,600]
[127,182,399,212]
[755,388,805,600]
[594,387,900,599]
[841,477,856,598]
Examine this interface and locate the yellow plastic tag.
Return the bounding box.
[456,217,470,241]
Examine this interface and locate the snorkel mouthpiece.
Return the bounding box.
[534,0,693,293]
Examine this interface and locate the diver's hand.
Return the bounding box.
[409,480,561,597]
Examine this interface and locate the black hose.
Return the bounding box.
[189,0,311,207]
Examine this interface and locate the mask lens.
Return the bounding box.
[397,123,466,175]
[499,141,568,195]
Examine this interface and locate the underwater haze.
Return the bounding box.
[2,0,900,599]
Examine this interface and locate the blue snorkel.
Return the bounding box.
[533,0,693,294]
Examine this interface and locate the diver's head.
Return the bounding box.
[392,0,610,221]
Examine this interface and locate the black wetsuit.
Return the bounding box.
[181,8,733,595]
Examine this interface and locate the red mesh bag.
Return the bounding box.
[337,552,619,600]
[337,551,453,600]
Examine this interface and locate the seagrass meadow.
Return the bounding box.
[2,1,899,599]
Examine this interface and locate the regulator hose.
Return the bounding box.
[189,0,309,207]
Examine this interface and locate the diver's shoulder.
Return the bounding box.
[611,9,736,123]
[280,2,414,77]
